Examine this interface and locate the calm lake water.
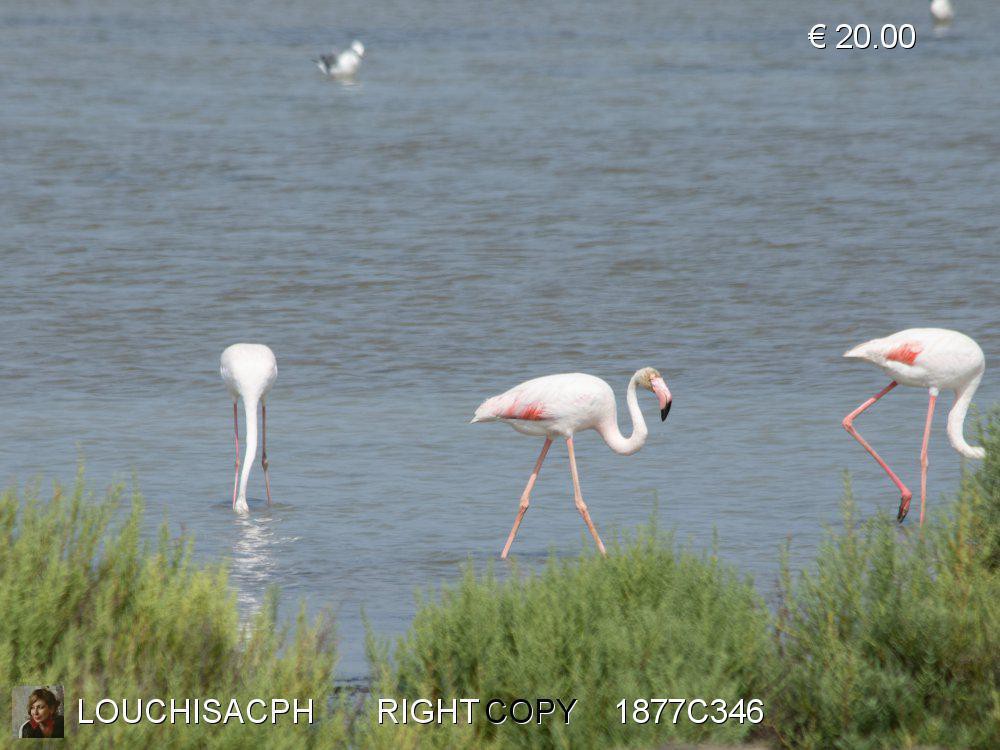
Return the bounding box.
[2,1,998,678]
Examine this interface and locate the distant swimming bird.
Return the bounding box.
[220,343,278,514]
[842,328,985,525]
[472,368,672,559]
[316,40,365,78]
[930,0,954,23]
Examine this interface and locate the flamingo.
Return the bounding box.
[471,367,672,559]
[220,343,278,514]
[842,328,986,525]
[930,0,954,24]
[315,40,365,78]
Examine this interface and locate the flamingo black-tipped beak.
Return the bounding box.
[897,495,911,523]
[651,377,672,422]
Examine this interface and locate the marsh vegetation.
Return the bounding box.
[4,413,999,748]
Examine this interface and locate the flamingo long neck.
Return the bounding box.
[947,373,986,459]
[598,374,648,456]
[237,394,260,504]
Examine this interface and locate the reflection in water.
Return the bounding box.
[230,513,279,619]
[325,78,363,91]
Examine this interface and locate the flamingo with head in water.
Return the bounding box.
[220,343,278,513]
[471,367,672,558]
[842,328,986,525]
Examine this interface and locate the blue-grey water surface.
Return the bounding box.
[2,1,998,678]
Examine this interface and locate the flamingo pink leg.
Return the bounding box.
[919,390,937,526]
[566,437,607,556]
[262,401,273,506]
[501,438,552,560]
[842,381,913,522]
[232,401,240,509]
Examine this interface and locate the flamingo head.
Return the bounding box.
[636,367,672,421]
[351,40,365,57]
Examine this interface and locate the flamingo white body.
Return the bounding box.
[842,328,985,524]
[930,0,954,23]
[316,40,365,78]
[472,367,672,558]
[220,343,278,514]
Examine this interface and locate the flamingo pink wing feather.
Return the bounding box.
[885,341,923,365]
[480,391,549,420]
[476,378,561,422]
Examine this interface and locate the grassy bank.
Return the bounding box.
[359,520,774,750]
[364,412,1000,750]
[0,470,348,748]
[768,415,1000,749]
[769,498,1000,748]
[3,414,999,748]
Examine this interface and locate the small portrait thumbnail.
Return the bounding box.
[13,685,65,740]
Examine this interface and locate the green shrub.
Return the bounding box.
[359,519,775,750]
[0,470,347,748]
[361,412,1000,750]
[966,409,1000,570]
[7,412,1000,750]
[769,412,1000,749]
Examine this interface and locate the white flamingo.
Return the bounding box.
[472,367,672,558]
[930,0,954,24]
[842,328,985,524]
[316,40,365,78]
[220,343,278,513]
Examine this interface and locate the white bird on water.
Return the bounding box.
[472,367,672,559]
[220,343,278,514]
[842,328,985,525]
[316,40,365,78]
[930,0,954,24]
